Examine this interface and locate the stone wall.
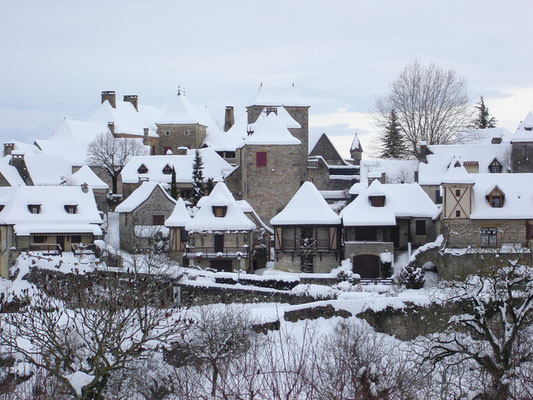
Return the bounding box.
[240,144,301,224]
[443,219,528,248]
[512,142,533,172]
[156,123,206,154]
[344,241,394,259]
[275,251,341,273]
[119,185,176,251]
[307,159,330,190]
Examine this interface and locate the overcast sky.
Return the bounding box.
[1,1,532,157]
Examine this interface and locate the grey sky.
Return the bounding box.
[1,0,532,157]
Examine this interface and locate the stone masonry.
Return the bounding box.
[156,123,206,154]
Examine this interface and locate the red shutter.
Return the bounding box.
[256,152,267,167]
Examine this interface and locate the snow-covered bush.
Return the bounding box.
[397,265,425,289]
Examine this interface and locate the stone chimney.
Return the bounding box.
[224,106,235,132]
[143,128,149,145]
[124,95,139,111]
[108,122,115,135]
[101,91,116,108]
[176,146,188,155]
[417,141,430,164]
[81,183,89,193]
[10,151,32,185]
[3,142,14,156]
[491,137,502,144]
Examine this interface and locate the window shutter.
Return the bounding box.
[329,227,337,250]
[256,152,267,167]
[275,227,282,250]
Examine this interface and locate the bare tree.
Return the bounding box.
[86,132,147,194]
[424,262,533,399]
[375,61,471,156]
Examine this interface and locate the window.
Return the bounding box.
[71,235,81,243]
[256,152,267,167]
[481,228,497,247]
[489,195,503,208]
[455,189,461,197]
[28,205,41,214]
[415,220,427,235]
[282,227,296,249]
[152,215,165,225]
[212,206,227,217]
[355,227,377,241]
[184,131,190,136]
[225,151,236,158]
[138,164,148,174]
[456,210,461,217]
[369,195,385,207]
[489,159,502,173]
[33,236,45,244]
[165,131,170,136]
[162,164,173,175]
[180,188,193,199]
[180,229,189,242]
[64,205,77,214]
[435,190,442,205]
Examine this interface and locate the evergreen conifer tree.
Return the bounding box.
[192,150,204,205]
[170,167,178,200]
[379,110,407,159]
[205,177,214,195]
[472,96,497,129]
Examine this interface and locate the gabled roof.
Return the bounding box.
[441,162,475,184]
[271,182,341,226]
[63,165,108,190]
[23,154,73,186]
[308,133,345,165]
[511,112,533,143]
[0,158,25,187]
[244,112,301,146]
[0,186,102,235]
[185,182,256,232]
[156,94,204,125]
[236,199,273,234]
[250,84,309,107]
[88,99,156,137]
[454,127,512,145]
[165,197,191,227]
[341,180,439,226]
[115,182,175,213]
[121,148,234,184]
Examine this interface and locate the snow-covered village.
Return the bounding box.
[1,2,533,399]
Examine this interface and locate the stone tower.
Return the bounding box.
[239,112,302,224]
[246,84,310,184]
[350,133,363,165]
[511,112,533,172]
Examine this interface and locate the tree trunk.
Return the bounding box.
[111,175,118,194]
[211,363,218,398]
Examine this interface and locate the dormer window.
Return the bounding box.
[369,195,385,207]
[162,164,173,175]
[28,205,41,214]
[487,187,504,208]
[489,159,502,174]
[525,126,533,132]
[65,205,78,214]
[212,206,227,217]
[138,164,148,174]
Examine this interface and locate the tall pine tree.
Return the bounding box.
[472,96,497,129]
[170,166,178,200]
[379,109,407,159]
[192,150,205,205]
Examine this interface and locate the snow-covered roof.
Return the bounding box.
[341,180,439,226]
[418,143,511,185]
[23,154,73,186]
[0,158,25,187]
[236,199,273,234]
[250,107,301,130]
[88,99,157,137]
[121,148,234,184]
[165,197,191,227]
[244,112,301,146]
[156,94,204,125]
[441,162,475,184]
[115,181,175,213]
[250,84,309,107]
[186,182,256,232]
[1,141,41,158]
[271,182,341,226]
[351,133,362,151]
[469,173,533,219]
[63,165,108,190]
[0,186,102,235]
[359,159,419,185]
[455,127,512,145]
[511,112,533,143]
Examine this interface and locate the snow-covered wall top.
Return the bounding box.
[115,181,175,213]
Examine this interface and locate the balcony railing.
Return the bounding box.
[281,239,332,251]
[185,246,250,259]
[29,244,62,254]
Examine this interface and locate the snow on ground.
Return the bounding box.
[105,211,120,249]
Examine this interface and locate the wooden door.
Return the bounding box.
[214,234,224,253]
[353,254,380,278]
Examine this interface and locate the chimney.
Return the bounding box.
[10,151,32,184]
[81,183,89,193]
[107,122,115,135]
[224,106,235,132]
[491,137,502,144]
[3,142,14,156]
[417,141,429,164]
[176,146,188,155]
[101,91,116,108]
[124,95,139,111]
[143,128,149,145]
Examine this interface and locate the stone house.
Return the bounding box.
[62,165,109,212]
[511,112,533,173]
[165,197,192,263]
[0,184,103,278]
[342,180,439,279]
[184,182,256,271]
[271,182,341,273]
[440,164,533,249]
[115,182,176,252]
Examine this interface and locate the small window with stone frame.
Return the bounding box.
[162,164,173,175]
[212,206,227,218]
[481,228,497,247]
[415,220,427,235]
